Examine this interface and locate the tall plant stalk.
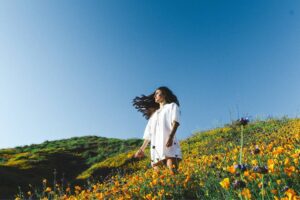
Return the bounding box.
[239,125,244,165]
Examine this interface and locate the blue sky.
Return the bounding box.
[0,1,300,148]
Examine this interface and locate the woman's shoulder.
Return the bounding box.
[149,111,157,120]
[169,102,178,107]
[149,113,154,120]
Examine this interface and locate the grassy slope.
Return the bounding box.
[0,136,143,199]
[5,117,300,199]
[54,117,299,200]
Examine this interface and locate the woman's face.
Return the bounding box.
[154,89,165,103]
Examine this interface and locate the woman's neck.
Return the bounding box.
[159,101,167,109]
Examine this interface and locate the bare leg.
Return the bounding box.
[166,157,180,174]
[166,158,175,174]
[153,165,159,172]
[153,160,163,172]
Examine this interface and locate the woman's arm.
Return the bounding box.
[170,121,180,138]
[140,139,150,151]
[134,139,150,158]
[166,121,180,147]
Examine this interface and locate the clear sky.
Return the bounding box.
[0,1,300,148]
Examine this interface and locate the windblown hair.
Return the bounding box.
[132,86,180,120]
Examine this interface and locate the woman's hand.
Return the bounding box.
[134,149,145,158]
[166,136,174,147]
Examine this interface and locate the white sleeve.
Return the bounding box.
[171,103,180,125]
[143,118,152,140]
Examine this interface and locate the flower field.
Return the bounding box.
[15,117,299,200]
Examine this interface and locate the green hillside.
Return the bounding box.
[0,136,143,199]
[3,117,300,200]
[16,117,300,199]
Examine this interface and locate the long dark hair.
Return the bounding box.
[132,86,180,120]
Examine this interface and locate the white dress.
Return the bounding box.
[143,102,183,167]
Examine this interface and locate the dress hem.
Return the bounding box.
[151,155,182,167]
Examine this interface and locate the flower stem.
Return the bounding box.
[261,174,264,200]
[239,125,244,165]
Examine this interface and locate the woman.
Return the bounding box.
[132,86,182,174]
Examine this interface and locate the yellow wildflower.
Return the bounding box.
[241,188,251,199]
[284,157,290,165]
[284,166,295,176]
[267,159,275,173]
[285,188,296,199]
[75,185,81,191]
[227,165,236,174]
[220,178,230,190]
[251,160,258,166]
